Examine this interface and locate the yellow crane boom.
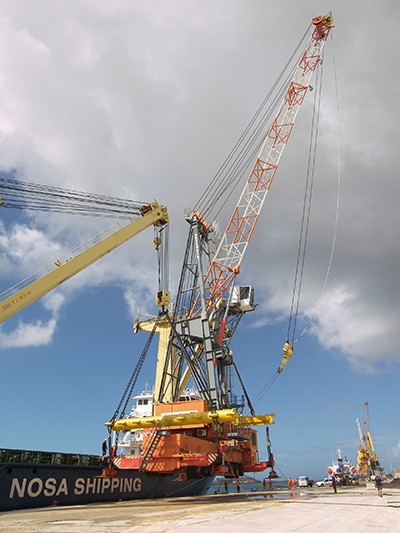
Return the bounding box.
[0,201,168,323]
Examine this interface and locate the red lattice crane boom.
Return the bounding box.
[193,14,334,319]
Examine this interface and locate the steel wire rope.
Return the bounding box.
[292,33,341,344]
[197,68,293,220]
[251,58,325,412]
[251,35,341,410]
[274,461,289,482]
[0,174,146,218]
[194,25,312,221]
[196,64,304,222]
[208,70,297,224]
[249,371,279,412]
[156,223,170,295]
[194,73,286,217]
[110,314,161,424]
[286,59,324,346]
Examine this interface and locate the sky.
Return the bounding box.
[0,0,399,482]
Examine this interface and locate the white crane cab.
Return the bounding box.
[230,286,255,313]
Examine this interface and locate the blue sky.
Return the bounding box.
[0,0,399,482]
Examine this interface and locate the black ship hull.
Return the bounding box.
[0,459,214,512]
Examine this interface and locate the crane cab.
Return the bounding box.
[230,286,255,313]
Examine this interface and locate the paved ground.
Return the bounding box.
[1,483,399,532]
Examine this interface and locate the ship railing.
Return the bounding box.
[0,448,102,466]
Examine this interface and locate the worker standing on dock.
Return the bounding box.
[375,473,382,497]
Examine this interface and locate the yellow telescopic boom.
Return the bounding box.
[0,202,168,323]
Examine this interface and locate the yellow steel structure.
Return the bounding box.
[106,409,275,431]
[134,316,177,403]
[0,202,169,323]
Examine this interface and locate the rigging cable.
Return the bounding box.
[155,222,170,297]
[0,173,147,219]
[251,371,279,411]
[110,314,161,424]
[290,32,341,345]
[286,55,324,346]
[251,33,341,405]
[193,24,312,221]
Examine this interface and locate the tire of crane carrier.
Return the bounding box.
[238,463,244,477]
[201,465,211,477]
[228,462,240,477]
[186,466,202,479]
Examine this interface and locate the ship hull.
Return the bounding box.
[0,461,214,512]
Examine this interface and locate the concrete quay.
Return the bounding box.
[1,484,399,532]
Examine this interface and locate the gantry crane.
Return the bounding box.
[0,201,169,323]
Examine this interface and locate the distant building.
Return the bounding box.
[394,469,400,479]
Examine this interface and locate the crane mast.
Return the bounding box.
[153,14,334,410]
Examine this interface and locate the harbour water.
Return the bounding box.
[209,478,290,494]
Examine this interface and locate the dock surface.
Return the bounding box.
[1,484,399,532]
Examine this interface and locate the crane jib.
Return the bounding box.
[200,15,334,314]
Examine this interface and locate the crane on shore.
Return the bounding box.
[109,13,335,478]
[356,402,382,478]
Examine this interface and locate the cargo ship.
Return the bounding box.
[0,14,334,512]
[0,389,215,512]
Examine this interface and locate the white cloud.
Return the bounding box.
[0,317,57,348]
[307,286,395,373]
[0,0,398,373]
[0,222,60,264]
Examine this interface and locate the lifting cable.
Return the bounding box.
[252,33,341,404]
[155,223,170,296]
[109,314,161,425]
[193,24,312,222]
[0,173,146,219]
[293,32,341,344]
[287,33,341,350]
[286,56,324,348]
[251,64,326,412]
[233,361,255,416]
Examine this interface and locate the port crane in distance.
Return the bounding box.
[356,402,382,478]
[0,201,169,324]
